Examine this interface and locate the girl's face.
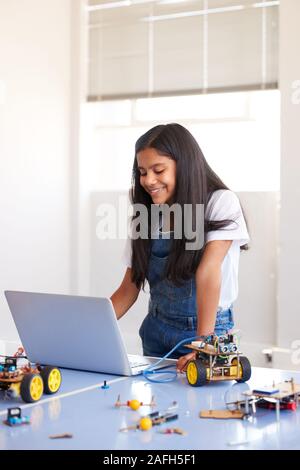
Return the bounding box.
[137,148,176,205]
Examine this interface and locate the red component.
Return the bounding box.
[257,398,297,411]
[285,401,297,411]
[163,428,174,434]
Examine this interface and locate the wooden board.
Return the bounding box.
[0,376,23,384]
[185,344,239,356]
[200,409,245,420]
[244,381,300,400]
[208,375,239,381]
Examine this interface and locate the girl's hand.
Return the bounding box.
[176,351,197,373]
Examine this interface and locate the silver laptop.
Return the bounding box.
[4,291,174,376]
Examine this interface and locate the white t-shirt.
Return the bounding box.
[122,190,249,309]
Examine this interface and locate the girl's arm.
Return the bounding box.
[195,240,232,335]
[110,268,140,320]
[177,240,232,371]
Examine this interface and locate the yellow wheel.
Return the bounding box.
[20,373,44,403]
[233,356,251,383]
[41,366,62,394]
[187,361,197,385]
[186,360,207,387]
[231,356,251,382]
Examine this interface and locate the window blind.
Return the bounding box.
[87,0,279,100]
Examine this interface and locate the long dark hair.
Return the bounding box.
[130,123,248,289]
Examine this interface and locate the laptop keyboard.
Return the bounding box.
[128,355,150,368]
[130,361,149,368]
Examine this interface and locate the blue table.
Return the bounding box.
[1,366,300,450]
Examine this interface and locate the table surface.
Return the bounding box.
[1,363,300,450]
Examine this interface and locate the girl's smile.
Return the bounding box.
[137,148,176,205]
[148,186,166,196]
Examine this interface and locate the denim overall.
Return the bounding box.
[139,233,234,359]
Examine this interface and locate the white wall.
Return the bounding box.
[236,192,278,366]
[278,0,300,348]
[0,0,73,341]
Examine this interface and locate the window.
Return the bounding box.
[82,89,280,191]
[87,0,279,100]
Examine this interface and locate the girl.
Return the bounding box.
[111,123,249,371]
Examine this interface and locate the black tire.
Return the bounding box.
[40,366,62,394]
[186,359,207,387]
[236,356,252,383]
[20,373,44,403]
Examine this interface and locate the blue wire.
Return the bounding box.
[142,335,201,383]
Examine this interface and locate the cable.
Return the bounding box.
[142,335,202,383]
